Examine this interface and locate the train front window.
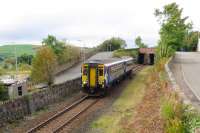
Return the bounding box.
[83,66,88,75]
[99,69,103,76]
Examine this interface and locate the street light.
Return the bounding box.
[77,40,85,62]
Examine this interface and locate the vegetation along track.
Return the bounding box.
[26,95,98,133]
[26,64,143,133]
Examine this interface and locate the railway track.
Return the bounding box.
[132,64,144,72]
[26,64,144,133]
[26,95,99,133]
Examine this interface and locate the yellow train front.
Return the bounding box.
[81,58,134,96]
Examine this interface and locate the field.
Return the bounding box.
[0,44,36,59]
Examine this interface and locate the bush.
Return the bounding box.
[31,46,57,85]
[97,37,127,51]
[0,67,5,75]
[161,92,200,133]
[19,63,31,71]
[182,106,200,132]
[166,118,184,133]
[0,83,9,101]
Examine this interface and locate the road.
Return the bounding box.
[54,52,113,84]
[172,52,200,107]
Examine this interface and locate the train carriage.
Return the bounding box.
[81,58,134,95]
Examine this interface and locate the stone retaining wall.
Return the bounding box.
[0,77,81,127]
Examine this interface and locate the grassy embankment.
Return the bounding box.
[0,44,36,75]
[91,62,200,133]
[0,44,35,58]
[113,48,138,58]
[91,67,157,132]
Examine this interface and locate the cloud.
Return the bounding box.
[0,0,199,47]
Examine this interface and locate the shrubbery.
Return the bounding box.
[0,83,9,101]
[31,46,57,85]
[161,93,200,133]
[97,37,126,51]
[42,35,81,65]
[155,59,200,133]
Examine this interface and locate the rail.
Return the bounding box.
[26,95,90,133]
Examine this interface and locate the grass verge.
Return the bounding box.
[91,67,151,133]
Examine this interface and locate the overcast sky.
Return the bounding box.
[0,0,199,47]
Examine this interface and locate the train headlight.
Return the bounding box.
[83,81,87,84]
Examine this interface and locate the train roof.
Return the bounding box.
[84,57,134,66]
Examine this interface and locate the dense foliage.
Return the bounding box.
[31,47,57,85]
[135,36,147,48]
[0,83,9,101]
[17,54,33,65]
[42,35,81,64]
[0,67,4,75]
[183,31,199,51]
[155,3,194,59]
[98,37,127,51]
[42,35,65,56]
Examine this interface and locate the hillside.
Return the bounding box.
[0,44,36,58]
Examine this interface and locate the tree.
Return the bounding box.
[135,36,147,48]
[17,54,33,65]
[42,35,65,56]
[0,83,9,101]
[0,67,5,75]
[98,37,127,51]
[58,45,81,64]
[184,31,199,51]
[155,2,192,52]
[31,47,57,85]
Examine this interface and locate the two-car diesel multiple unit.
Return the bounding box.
[81,58,134,95]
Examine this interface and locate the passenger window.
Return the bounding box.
[99,69,103,76]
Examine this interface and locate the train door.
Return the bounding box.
[82,64,88,87]
[90,67,96,87]
[98,65,104,88]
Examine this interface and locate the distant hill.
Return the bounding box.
[0,44,36,59]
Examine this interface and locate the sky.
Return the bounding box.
[0,0,199,48]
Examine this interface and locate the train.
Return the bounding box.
[81,57,135,95]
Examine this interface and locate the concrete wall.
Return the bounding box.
[0,77,81,127]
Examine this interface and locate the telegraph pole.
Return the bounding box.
[15,47,18,79]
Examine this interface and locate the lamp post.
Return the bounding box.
[78,40,85,62]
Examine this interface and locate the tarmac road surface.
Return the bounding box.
[174,52,200,101]
[54,52,113,84]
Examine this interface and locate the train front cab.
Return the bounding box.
[81,63,105,95]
